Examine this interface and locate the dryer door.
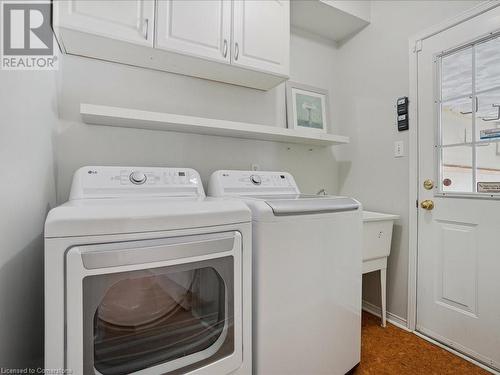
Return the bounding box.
[65,232,242,375]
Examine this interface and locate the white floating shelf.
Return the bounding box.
[80,104,349,147]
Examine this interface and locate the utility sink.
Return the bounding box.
[362,211,399,261]
[362,211,399,327]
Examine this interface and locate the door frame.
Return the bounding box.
[407,0,500,343]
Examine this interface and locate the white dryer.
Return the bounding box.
[208,170,362,375]
[45,166,252,375]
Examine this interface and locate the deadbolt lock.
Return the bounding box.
[423,179,434,190]
[420,200,434,211]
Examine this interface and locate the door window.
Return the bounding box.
[83,258,234,375]
[438,35,500,195]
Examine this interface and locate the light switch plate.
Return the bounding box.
[394,141,405,158]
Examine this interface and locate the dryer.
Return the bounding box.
[45,166,252,375]
[208,170,362,375]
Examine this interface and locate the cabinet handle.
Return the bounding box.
[234,42,239,60]
[143,18,149,40]
[223,39,228,58]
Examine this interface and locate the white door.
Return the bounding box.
[156,0,231,63]
[232,0,290,76]
[54,0,154,46]
[417,5,500,371]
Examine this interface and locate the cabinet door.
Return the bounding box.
[232,0,290,76]
[54,0,154,47]
[156,0,231,63]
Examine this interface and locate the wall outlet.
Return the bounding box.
[394,141,405,158]
[251,164,260,171]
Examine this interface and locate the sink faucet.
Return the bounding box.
[317,188,327,195]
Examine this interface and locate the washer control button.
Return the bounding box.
[129,171,147,185]
[250,174,262,185]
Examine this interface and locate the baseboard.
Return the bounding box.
[362,300,410,331]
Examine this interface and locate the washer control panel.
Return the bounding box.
[250,174,262,185]
[129,171,147,185]
[69,166,204,200]
[208,170,300,196]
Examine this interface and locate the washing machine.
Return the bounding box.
[44,166,252,375]
[208,170,362,375]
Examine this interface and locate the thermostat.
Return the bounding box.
[397,97,409,131]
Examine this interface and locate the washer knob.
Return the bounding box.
[250,174,262,185]
[130,171,147,185]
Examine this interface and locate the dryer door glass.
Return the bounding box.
[83,257,234,375]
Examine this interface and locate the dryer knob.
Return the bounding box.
[250,175,262,185]
[130,171,147,185]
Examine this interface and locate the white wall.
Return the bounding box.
[55,32,343,202]
[0,71,57,367]
[335,0,482,320]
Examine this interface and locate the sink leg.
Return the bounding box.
[381,268,387,327]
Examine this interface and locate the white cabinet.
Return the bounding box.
[290,0,370,43]
[54,0,155,47]
[53,0,290,90]
[232,0,289,76]
[156,0,231,63]
[156,0,289,72]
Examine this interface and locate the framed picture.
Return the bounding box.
[286,82,329,133]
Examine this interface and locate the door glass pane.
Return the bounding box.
[441,97,472,145]
[476,35,500,93]
[441,47,472,100]
[441,145,473,193]
[475,89,500,142]
[438,35,500,196]
[476,142,500,192]
[87,261,234,375]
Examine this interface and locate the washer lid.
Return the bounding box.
[45,197,251,238]
[258,195,360,216]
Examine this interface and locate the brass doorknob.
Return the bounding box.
[420,200,434,210]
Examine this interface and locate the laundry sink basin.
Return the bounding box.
[362,211,399,261]
[362,211,399,327]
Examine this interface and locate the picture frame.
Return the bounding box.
[286,81,329,133]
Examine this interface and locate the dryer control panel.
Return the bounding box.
[69,166,204,200]
[208,170,300,196]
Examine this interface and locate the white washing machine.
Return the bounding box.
[208,170,362,375]
[44,166,252,375]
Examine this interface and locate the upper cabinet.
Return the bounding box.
[232,0,289,76]
[290,0,370,43]
[53,0,290,90]
[156,0,231,63]
[55,0,155,47]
